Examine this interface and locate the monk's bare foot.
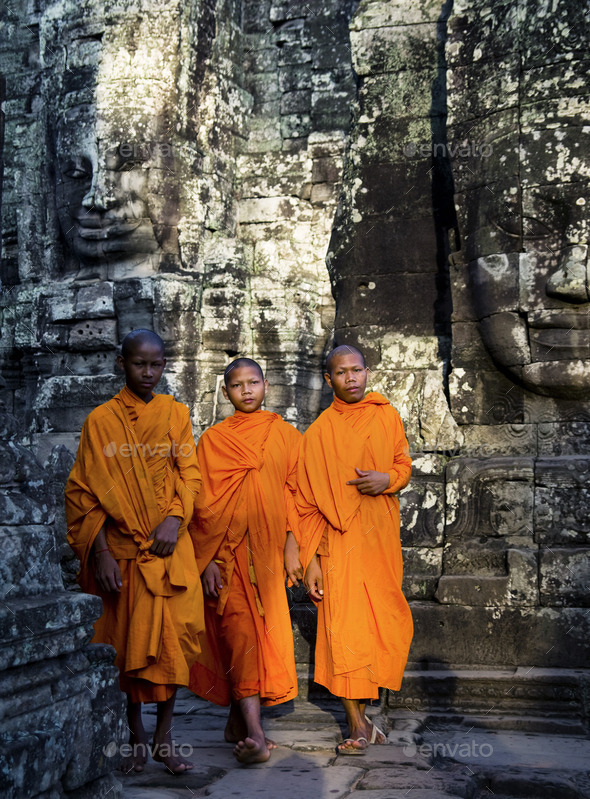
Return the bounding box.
[224,711,276,749]
[152,741,194,775]
[225,726,276,749]
[120,742,148,773]
[233,735,271,764]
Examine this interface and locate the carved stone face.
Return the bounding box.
[54,105,163,278]
[464,105,590,399]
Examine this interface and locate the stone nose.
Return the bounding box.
[545,245,589,304]
[81,171,117,211]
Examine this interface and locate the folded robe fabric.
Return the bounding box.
[65,384,204,702]
[188,409,300,706]
[296,391,413,699]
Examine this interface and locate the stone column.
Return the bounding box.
[0,410,126,798]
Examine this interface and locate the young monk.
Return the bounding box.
[297,344,413,754]
[188,357,303,764]
[65,329,204,775]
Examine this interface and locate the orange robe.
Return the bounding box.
[65,384,204,703]
[188,409,300,706]
[296,392,413,700]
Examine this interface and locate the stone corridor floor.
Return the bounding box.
[116,688,590,799]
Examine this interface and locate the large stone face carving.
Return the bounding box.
[448,0,590,400]
[54,104,163,279]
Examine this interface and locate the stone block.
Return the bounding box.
[280,89,311,115]
[278,64,311,93]
[330,216,438,278]
[113,279,155,338]
[448,367,527,426]
[451,321,493,369]
[240,196,311,224]
[460,424,537,458]
[351,22,438,77]
[390,666,590,724]
[535,457,590,545]
[280,113,311,139]
[311,90,352,131]
[333,273,439,337]
[479,312,531,367]
[436,549,538,607]
[0,526,63,600]
[75,282,115,318]
[67,319,118,352]
[402,547,442,600]
[447,55,519,127]
[0,592,103,671]
[537,423,590,457]
[408,603,590,668]
[351,1,446,29]
[445,457,535,541]
[400,479,444,548]
[447,2,520,67]
[540,547,590,607]
[358,763,476,795]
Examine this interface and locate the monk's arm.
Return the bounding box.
[149,516,181,556]
[92,525,122,592]
[153,406,201,555]
[167,406,202,519]
[284,428,303,584]
[202,560,223,598]
[347,467,390,495]
[304,554,323,601]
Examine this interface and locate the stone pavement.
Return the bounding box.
[114,688,590,799]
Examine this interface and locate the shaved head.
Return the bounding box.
[121,329,165,359]
[224,357,264,385]
[325,345,366,375]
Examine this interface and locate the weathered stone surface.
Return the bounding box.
[408,603,590,669]
[390,666,590,725]
[540,548,590,607]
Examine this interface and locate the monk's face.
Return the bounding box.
[116,340,166,402]
[324,353,368,403]
[222,365,268,413]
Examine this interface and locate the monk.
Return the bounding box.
[65,329,204,775]
[188,357,302,764]
[297,344,413,755]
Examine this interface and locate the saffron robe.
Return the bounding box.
[65,384,204,703]
[296,392,413,700]
[188,409,300,706]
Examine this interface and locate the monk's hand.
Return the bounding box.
[202,561,223,598]
[284,531,303,587]
[149,516,181,557]
[347,468,390,496]
[94,550,122,593]
[304,555,324,602]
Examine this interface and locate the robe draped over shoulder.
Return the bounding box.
[65,385,204,702]
[296,391,413,699]
[188,409,300,706]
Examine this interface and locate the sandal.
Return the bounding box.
[336,736,368,755]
